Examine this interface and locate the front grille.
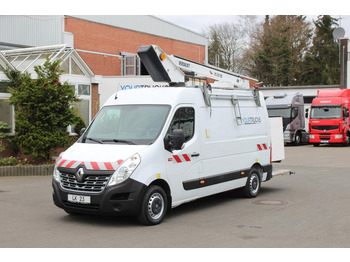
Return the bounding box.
[60,172,111,193]
[312,125,339,131]
[319,134,331,141]
[63,201,100,210]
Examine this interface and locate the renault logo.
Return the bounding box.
[75,167,85,182]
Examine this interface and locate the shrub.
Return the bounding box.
[0,156,18,166]
[0,121,11,154]
[73,115,87,136]
[5,59,80,161]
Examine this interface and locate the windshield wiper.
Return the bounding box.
[85,137,103,144]
[102,139,136,145]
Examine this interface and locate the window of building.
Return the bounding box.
[0,82,9,93]
[70,83,91,133]
[121,53,140,76]
[167,107,195,142]
[78,84,90,96]
[0,98,13,132]
[60,57,85,75]
[72,99,90,133]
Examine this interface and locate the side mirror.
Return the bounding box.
[164,129,185,152]
[305,108,309,118]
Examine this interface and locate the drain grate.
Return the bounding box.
[252,200,288,206]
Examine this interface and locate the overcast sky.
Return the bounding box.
[155,15,350,38]
[5,0,350,38]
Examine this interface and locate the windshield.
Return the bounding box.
[267,108,291,118]
[82,105,171,145]
[310,106,342,119]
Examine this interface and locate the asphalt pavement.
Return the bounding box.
[0,144,350,249]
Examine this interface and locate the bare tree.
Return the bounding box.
[206,16,258,75]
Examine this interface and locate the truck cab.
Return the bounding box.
[309,89,350,146]
[265,93,306,145]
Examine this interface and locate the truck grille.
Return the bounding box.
[312,125,338,131]
[60,172,111,193]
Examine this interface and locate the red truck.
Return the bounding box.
[309,89,350,146]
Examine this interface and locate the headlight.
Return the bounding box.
[335,135,343,139]
[309,135,315,139]
[53,165,61,182]
[108,153,141,187]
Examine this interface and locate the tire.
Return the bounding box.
[343,135,349,146]
[243,168,261,198]
[293,132,301,146]
[137,185,168,226]
[313,143,320,147]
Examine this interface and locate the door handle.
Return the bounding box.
[191,153,200,157]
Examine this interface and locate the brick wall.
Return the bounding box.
[64,16,206,76]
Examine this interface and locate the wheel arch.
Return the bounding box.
[149,179,172,211]
[251,163,263,180]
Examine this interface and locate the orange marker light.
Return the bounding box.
[160,54,166,60]
[200,180,205,184]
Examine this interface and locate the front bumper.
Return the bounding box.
[283,131,293,143]
[52,178,147,216]
[309,133,345,144]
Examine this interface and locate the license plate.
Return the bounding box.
[68,194,91,204]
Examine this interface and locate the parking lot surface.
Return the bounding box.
[0,144,350,248]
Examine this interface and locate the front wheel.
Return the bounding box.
[242,168,261,198]
[293,132,302,146]
[137,185,168,226]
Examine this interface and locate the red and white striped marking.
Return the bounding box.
[172,154,191,163]
[57,158,123,171]
[257,143,268,151]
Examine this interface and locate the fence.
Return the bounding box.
[0,164,55,176]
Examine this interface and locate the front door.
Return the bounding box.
[165,106,202,205]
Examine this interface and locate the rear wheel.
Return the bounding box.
[243,168,261,198]
[137,185,168,226]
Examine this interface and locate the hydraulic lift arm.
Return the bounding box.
[137,45,249,88]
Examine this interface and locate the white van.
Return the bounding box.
[52,85,273,225]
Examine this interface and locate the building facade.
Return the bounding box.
[0,15,209,131]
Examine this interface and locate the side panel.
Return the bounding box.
[196,95,270,198]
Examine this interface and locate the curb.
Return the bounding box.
[0,164,55,177]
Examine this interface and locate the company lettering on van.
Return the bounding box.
[242,117,261,125]
[178,61,191,68]
[120,84,169,90]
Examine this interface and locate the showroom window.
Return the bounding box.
[71,83,91,134]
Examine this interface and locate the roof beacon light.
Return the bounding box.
[160,53,166,61]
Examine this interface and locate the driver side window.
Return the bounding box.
[167,107,195,142]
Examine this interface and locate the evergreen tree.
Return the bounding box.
[302,15,340,85]
[245,15,312,86]
[6,59,79,161]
